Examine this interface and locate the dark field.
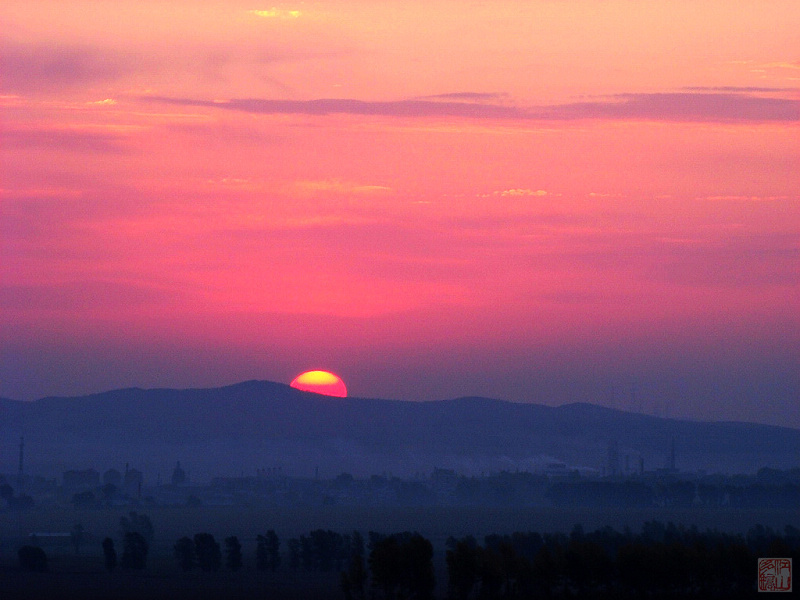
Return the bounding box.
[1,506,797,599]
[0,554,338,600]
[3,504,798,547]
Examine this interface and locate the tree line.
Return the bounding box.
[16,513,800,600]
[445,521,800,599]
[170,528,434,600]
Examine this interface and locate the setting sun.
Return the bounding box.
[290,370,348,397]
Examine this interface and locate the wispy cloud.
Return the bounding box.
[588,192,623,198]
[86,98,118,106]
[481,189,551,198]
[417,92,509,102]
[292,180,393,195]
[698,195,793,202]
[732,60,800,71]
[142,91,800,123]
[682,86,799,93]
[248,8,302,19]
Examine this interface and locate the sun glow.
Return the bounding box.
[290,370,348,397]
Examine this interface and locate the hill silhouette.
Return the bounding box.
[1,380,798,480]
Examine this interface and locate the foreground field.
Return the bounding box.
[1,505,797,599]
[0,555,340,600]
[2,504,798,549]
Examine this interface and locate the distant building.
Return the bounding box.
[431,468,459,498]
[103,469,122,486]
[171,461,186,486]
[63,469,100,488]
[545,462,569,478]
[124,467,143,497]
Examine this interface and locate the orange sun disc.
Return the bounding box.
[290,370,348,397]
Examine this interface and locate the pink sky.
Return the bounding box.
[2,1,799,426]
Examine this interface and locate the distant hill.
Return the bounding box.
[1,380,798,481]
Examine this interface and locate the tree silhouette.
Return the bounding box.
[565,539,612,594]
[404,534,435,599]
[369,534,402,599]
[18,546,48,572]
[341,570,355,600]
[225,536,243,572]
[477,545,505,599]
[102,537,117,572]
[437,522,795,598]
[71,522,85,555]
[174,536,195,572]
[369,532,435,600]
[342,530,368,600]
[120,532,148,570]
[300,535,314,570]
[194,533,221,572]
[256,535,269,571]
[347,531,368,600]
[446,538,479,600]
[267,530,281,571]
[288,538,301,570]
[257,530,281,571]
[532,545,557,596]
[119,512,154,544]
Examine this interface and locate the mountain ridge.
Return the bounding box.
[1,380,798,479]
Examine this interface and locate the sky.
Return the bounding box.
[1,1,798,428]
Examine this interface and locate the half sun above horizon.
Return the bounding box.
[289,370,348,397]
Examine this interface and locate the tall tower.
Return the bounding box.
[17,436,24,489]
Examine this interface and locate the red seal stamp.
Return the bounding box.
[759,558,792,592]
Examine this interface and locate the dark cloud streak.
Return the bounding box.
[4,128,128,153]
[416,92,509,101]
[143,96,528,119]
[541,93,799,122]
[143,91,800,123]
